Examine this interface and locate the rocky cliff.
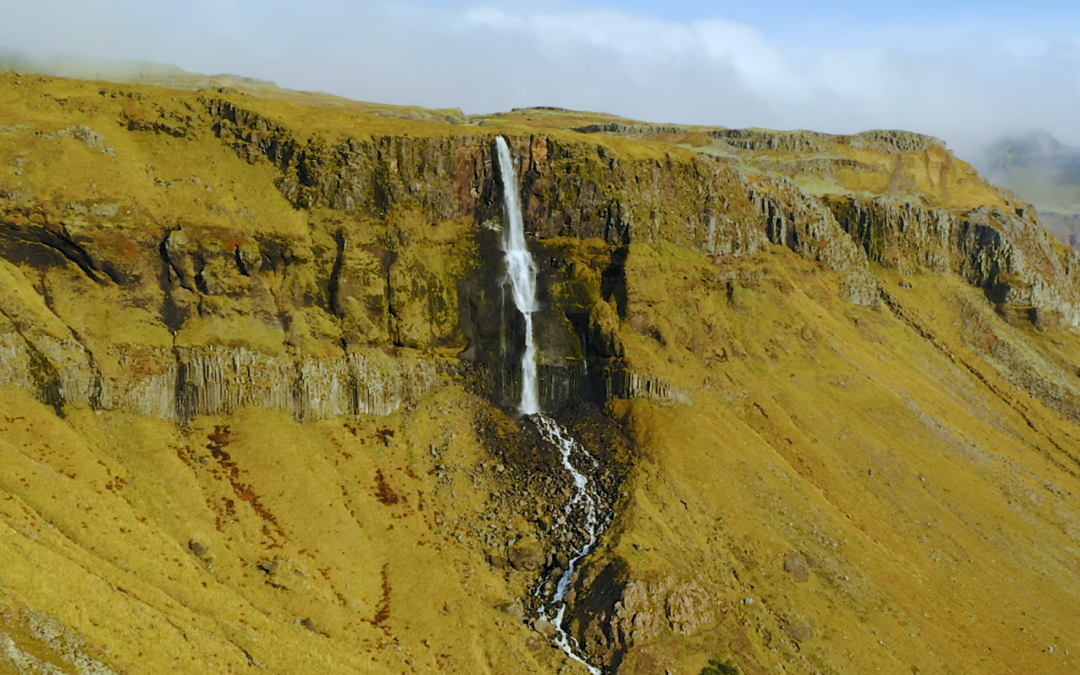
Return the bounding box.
[2,71,1080,675]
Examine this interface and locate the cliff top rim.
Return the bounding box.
[0,62,946,156]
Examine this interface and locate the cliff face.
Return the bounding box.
[0,81,876,420]
[823,197,1080,326]
[9,77,1063,421]
[3,72,1080,675]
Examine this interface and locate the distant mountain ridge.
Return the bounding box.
[0,52,275,89]
[980,130,1080,243]
[983,131,1080,182]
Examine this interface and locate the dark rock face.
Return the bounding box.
[2,93,1079,423]
[711,128,945,155]
[823,196,1080,324]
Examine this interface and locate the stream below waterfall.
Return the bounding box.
[496,137,610,673]
[533,413,607,675]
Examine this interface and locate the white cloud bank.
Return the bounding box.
[2,0,1079,158]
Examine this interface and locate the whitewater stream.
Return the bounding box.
[496,137,606,674]
[533,415,605,675]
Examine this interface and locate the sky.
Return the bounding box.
[2,0,1079,160]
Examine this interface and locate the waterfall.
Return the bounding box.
[496,137,606,674]
[495,136,540,415]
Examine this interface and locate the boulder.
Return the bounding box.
[508,536,546,572]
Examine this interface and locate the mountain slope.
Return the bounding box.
[1,70,1079,675]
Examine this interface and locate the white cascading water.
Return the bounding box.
[495,136,540,416]
[534,416,604,675]
[495,137,605,675]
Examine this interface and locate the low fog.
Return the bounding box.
[2,0,1079,160]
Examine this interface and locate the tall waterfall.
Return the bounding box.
[495,137,540,415]
[496,137,605,674]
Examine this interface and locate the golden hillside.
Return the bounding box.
[1,70,1079,675]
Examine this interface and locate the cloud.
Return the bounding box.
[2,0,1079,159]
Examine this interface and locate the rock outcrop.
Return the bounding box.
[824,196,1080,325]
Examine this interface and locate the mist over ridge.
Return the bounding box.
[3,0,1080,161]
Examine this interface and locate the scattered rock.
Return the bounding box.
[533,618,558,638]
[507,535,546,572]
[784,552,811,582]
[496,601,525,621]
[525,635,545,651]
[258,559,280,575]
[299,618,326,636]
[487,550,507,569]
[189,540,209,558]
[781,619,814,642]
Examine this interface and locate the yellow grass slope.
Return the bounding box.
[0,387,581,674]
[577,245,1080,674]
